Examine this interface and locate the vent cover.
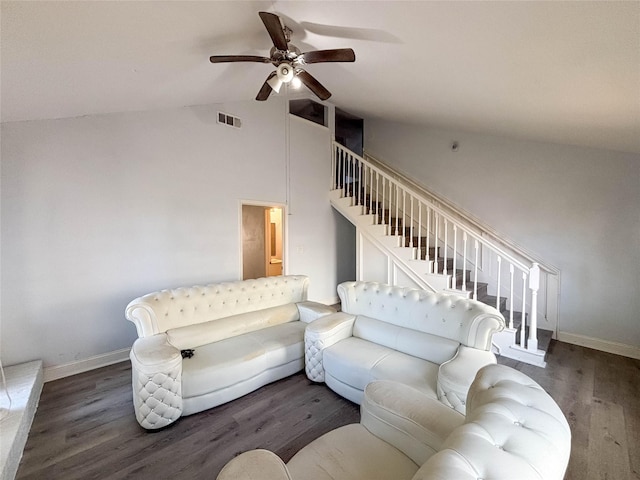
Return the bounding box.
[217,112,242,128]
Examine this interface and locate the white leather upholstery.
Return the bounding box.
[305,281,504,411]
[216,364,572,480]
[130,334,183,429]
[126,275,334,429]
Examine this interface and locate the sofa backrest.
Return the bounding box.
[126,275,309,338]
[338,281,504,351]
[413,364,571,480]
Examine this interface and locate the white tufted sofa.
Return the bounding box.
[305,281,505,413]
[125,275,335,429]
[216,364,572,480]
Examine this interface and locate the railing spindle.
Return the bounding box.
[375,172,380,222]
[462,231,467,291]
[443,218,448,276]
[418,203,422,260]
[395,185,400,236]
[528,264,540,351]
[496,256,502,311]
[452,225,457,289]
[520,272,527,348]
[369,167,373,214]
[426,207,431,267]
[410,195,415,248]
[473,239,479,300]
[509,264,515,329]
[402,190,406,243]
[434,213,439,274]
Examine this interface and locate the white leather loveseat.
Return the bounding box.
[125,275,334,429]
[217,364,572,480]
[305,281,505,413]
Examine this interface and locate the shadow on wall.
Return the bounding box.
[333,207,356,285]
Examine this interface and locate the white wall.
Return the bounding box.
[365,120,640,351]
[0,98,342,369]
[287,114,343,303]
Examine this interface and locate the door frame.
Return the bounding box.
[239,200,288,280]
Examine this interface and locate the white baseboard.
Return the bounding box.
[43,348,131,382]
[558,331,640,360]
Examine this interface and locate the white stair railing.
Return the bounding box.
[331,142,558,353]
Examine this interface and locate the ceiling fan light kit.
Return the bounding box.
[209,11,355,101]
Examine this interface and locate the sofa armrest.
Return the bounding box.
[130,334,183,429]
[437,346,497,414]
[361,380,465,466]
[296,301,336,323]
[304,312,356,382]
[126,301,161,338]
[464,312,505,350]
[216,450,292,480]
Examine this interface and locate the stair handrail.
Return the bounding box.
[335,142,535,276]
[332,141,560,358]
[362,150,560,276]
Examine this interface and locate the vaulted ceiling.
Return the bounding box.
[2,1,639,153]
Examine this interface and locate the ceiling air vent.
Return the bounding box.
[217,112,242,129]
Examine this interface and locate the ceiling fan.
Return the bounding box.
[209,12,356,101]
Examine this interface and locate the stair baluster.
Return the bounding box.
[329,142,556,367]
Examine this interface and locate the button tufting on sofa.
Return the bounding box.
[305,281,505,411]
[217,364,571,480]
[126,275,335,429]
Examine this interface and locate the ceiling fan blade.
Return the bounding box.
[300,48,356,64]
[256,72,277,101]
[259,12,288,51]
[297,70,331,100]
[209,55,272,64]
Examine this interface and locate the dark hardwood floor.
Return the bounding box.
[16,340,640,479]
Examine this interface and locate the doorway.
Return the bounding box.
[241,204,284,280]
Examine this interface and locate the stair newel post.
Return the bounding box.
[520,271,527,348]
[496,256,502,311]
[462,231,467,291]
[443,218,448,276]
[527,263,540,351]
[452,225,458,289]
[509,264,515,329]
[473,239,479,300]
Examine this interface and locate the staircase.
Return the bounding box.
[330,142,560,367]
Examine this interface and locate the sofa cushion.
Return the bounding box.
[246,321,306,365]
[353,315,460,365]
[286,424,419,480]
[166,303,299,350]
[361,381,465,466]
[181,321,305,399]
[323,337,439,398]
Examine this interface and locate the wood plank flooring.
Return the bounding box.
[16,340,640,479]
